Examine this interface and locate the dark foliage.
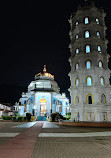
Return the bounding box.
[26,113,31,121]
[51,113,66,122]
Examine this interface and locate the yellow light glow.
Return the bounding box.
[44,73,54,78]
[45,73,49,76]
[39,98,47,103]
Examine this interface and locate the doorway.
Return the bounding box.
[88,96,92,104]
[39,98,47,116]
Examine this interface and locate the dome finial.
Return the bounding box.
[43,65,46,73]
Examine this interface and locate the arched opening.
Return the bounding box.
[76,48,79,54]
[76,21,79,26]
[85,17,89,24]
[75,96,79,104]
[85,31,90,38]
[75,63,79,70]
[86,61,91,69]
[39,98,47,116]
[86,45,91,53]
[76,34,79,39]
[86,76,92,86]
[96,18,99,24]
[88,96,92,104]
[99,61,103,68]
[86,93,94,104]
[75,78,79,86]
[98,46,102,53]
[97,31,100,38]
[101,94,106,104]
[100,77,105,85]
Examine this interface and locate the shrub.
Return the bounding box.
[2,116,12,120]
[10,116,27,122]
[22,117,27,122]
[66,112,71,116]
[51,113,66,122]
[66,112,71,120]
[18,117,23,122]
[11,117,16,121]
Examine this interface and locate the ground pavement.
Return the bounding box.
[0,121,111,158]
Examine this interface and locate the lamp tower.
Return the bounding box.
[69,1,111,122]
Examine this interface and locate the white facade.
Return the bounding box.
[15,66,70,119]
[69,2,111,122]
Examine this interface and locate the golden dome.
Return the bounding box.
[35,65,54,79]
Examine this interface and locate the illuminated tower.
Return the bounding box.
[69,1,111,122]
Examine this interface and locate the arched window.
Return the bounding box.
[98,46,102,53]
[88,96,92,104]
[75,96,79,104]
[86,93,94,104]
[76,49,79,54]
[86,45,91,53]
[97,31,100,38]
[86,76,92,86]
[85,31,90,38]
[101,94,106,104]
[100,77,105,85]
[76,21,79,26]
[99,61,103,68]
[75,78,79,86]
[75,63,79,70]
[86,61,91,69]
[96,18,99,24]
[76,34,79,39]
[85,17,89,24]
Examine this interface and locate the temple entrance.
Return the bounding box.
[88,96,92,104]
[86,93,94,104]
[39,98,47,116]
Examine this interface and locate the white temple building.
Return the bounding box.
[0,103,13,118]
[69,1,111,122]
[14,66,70,120]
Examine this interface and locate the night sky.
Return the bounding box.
[1,0,111,104]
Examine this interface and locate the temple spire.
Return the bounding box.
[43,65,46,73]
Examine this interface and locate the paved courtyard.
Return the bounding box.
[0,121,111,158]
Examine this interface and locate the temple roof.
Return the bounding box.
[35,65,54,79]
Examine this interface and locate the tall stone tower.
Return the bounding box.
[69,1,111,122]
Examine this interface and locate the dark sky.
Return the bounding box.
[1,0,111,104]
